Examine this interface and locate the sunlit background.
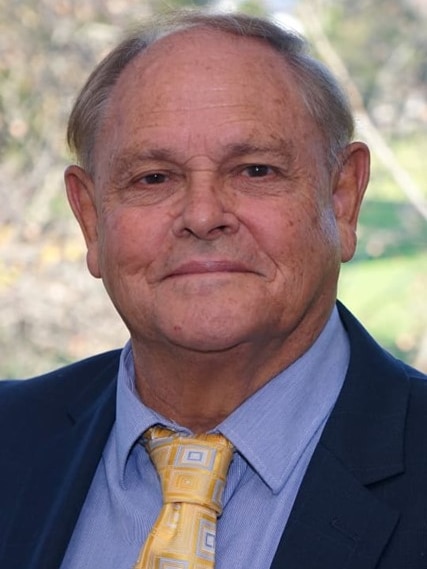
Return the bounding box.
[1,0,426,377]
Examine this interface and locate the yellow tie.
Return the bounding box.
[134,426,234,569]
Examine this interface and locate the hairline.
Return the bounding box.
[67,12,354,174]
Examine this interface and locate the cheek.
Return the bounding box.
[252,199,340,271]
[97,209,161,276]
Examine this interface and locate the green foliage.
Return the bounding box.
[339,251,426,365]
[147,0,212,12]
[321,0,427,124]
[237,0,268,16]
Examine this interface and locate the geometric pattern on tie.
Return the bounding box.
[134,426,234,569]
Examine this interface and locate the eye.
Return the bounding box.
[243,164,273,178]
[140,172,168,185]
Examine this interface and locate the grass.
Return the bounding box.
[339,250,426,365]
[339,132,427,368]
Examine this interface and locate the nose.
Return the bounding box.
[172,174,239,240]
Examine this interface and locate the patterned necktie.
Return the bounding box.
[134,426,234,569]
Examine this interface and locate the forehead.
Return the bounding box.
[96,28,319,163]
[108,28,304,115]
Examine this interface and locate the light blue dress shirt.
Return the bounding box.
[61,307,349,569]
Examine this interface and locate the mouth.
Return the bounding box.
[165,260,255,278]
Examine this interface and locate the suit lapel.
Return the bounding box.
[271,303,409,568]
[1,357,118,569]
[270,445,399,569]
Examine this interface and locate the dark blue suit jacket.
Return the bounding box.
[1,304,427,568]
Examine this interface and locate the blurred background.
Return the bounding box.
[1,0,426,378]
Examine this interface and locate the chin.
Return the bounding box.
[168,333,241,354]
[162,322,251,353]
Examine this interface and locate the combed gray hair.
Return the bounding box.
[67,10,354,174]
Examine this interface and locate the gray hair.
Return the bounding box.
[67,10,355,174]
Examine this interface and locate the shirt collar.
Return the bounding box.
[115,306,349,492]
[115,345,190,486]
[218,306,349,493]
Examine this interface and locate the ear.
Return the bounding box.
[64,165,101,278]
[332,142,370,262]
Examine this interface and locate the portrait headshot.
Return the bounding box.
[1,6,426,569]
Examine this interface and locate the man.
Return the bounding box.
[1,11,426,569]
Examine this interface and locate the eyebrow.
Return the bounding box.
[111,148,175,170]
[222,141,297,161]
[110,139,297,176]
[108,148,174,183]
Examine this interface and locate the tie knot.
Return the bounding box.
[143,426,234,514]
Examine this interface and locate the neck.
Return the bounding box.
[131,319,326,433]
[134,346,270,433]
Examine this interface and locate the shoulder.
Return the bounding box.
[404,362,427,433]
[406,360,427,388]
[0,350,121,413]
[0,350,120,462]
[335,301,427,433]
[338,301,426,382]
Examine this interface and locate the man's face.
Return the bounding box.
[66,29,368,356]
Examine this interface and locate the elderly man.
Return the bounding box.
[1,11,426,569]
